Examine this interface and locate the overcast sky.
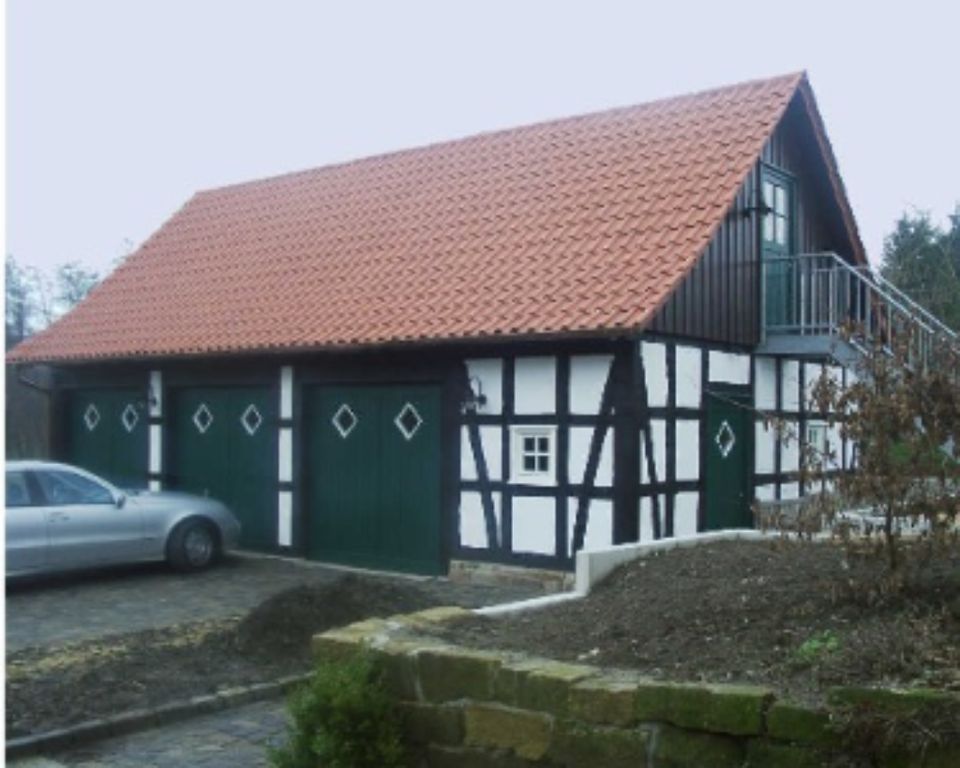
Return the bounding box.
[7,0,959,275]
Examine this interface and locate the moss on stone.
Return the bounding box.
[548,720,650,768]
[635,680,773,736]
[568,673,642,727]
[514,660,597,717]
[398,701,464,746]
[654,724,745,768]
[745,738,830,768]
[766,701,838,747]
[418,647,502,703]
[463,703,554,761]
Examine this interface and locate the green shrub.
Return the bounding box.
[269,653,407,768]
[791,630,841,668]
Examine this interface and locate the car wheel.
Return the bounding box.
[168,520,218,572]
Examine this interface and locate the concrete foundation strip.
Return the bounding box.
[5,672,311,760]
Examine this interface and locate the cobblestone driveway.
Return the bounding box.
[6,553,540,652]
[12,699,289,768]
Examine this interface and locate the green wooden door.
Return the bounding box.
[68,389,148,489]
[762,168,795,329]
[169,387,276,550]
[306,385,443,575]
[704,390,753,530]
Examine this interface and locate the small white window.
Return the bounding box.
[511,426,556,485]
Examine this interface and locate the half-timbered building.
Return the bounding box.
[11,72,944,575]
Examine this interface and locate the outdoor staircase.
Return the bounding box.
[758,251,959,371]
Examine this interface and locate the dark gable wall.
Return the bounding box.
[647,95,855,347]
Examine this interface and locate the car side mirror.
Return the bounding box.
[115,492,127,509]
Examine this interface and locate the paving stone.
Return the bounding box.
[8,553,540,652]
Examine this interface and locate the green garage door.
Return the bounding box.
[169,387,276,550]
[306,385,443,575]
[68,389,148,489]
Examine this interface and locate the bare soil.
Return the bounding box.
[433,539,960,705]
[6,574,440,738]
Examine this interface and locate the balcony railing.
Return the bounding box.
[762,252,958,370]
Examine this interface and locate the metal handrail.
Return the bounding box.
[869,270,958,341]
[763,251,957,371]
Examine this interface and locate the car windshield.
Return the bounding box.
[35,470,114,505]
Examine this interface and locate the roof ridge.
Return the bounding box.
[196,71,806,198]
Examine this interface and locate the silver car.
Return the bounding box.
[5,461,241,577]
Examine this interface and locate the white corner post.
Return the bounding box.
[148,370,163,491]
[278,365,294,547]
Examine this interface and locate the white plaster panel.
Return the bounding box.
[640,422,668,486]
[568,426,613,487]
[804,363,824,409]
[781,421,800,472]
[827,424,843,470]
[465,358,503,415]
[781,482,800,500]
[460,426,503,482]
[845,438,857,469]
[754,357,777,411]
[781,360,801,412]
[149,424,162,474]
[641,342,668,407]
[278,491,292,547]
[709,351,750,385]
[511,495,556,555]
[755,484,776,502]
[651,419,667,483]
[674,492,699,537]
[674,420,700,481]
[755,420,776,474]
[675,346,702,408]
[569,355,613,415]
[280,366,293,420]
[278,427,293,483]
[514,357,556,415]
[639,495,666,543]
[567,498,613,553]
[460,428,473,480]
[149,371,163,418]
[459,491,501,549]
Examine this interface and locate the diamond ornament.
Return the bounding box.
[193,403,214,434]
[332,404,358,438]
[84,404,101,432]
[395,403,423,440]
[715,420,736,458]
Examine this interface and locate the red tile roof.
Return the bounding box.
[11,72,825,364]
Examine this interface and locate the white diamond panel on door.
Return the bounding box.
[395,403,423,440]
[332,404,358,439]
[121,404,140,433]
[193,403,214,434]
[240,404,263,436]
[715,420,736,459]
[84,404,101,432]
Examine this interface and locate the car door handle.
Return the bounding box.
[49,511,71,522]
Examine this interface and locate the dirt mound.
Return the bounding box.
[234,574,439,659]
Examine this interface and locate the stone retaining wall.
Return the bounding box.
[312,607,960,768]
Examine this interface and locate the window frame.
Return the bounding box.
[511,425,557,486]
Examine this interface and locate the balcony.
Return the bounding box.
[758,252,958,369]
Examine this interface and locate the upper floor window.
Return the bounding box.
[762,173,792,250]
